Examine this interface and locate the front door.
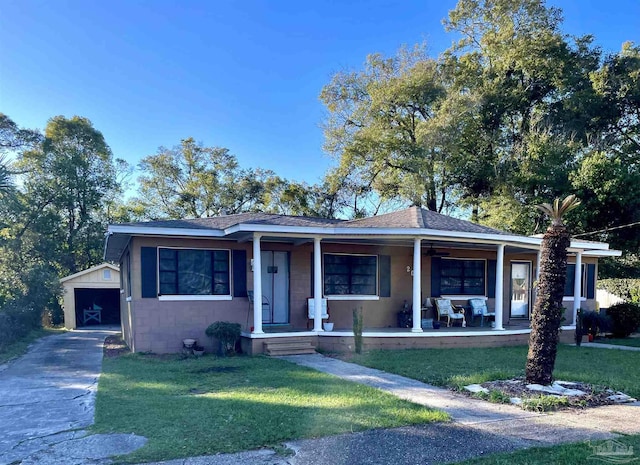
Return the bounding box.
[510,261,532,319]
[260,251,289,324]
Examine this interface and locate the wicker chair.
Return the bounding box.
[435,298,466,327]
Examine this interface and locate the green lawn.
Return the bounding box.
[594,336,640,348]
[453,434,640,465]
[93,353,448,463]
[0,328,64,364]
[339,345,640,398]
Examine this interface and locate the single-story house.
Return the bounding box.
[103,207,620,354]
[61,263,121,329]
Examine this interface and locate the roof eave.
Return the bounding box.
[104,222,617,254]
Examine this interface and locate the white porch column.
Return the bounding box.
[494,244,505,330]
[313,237,323,332]
[573,251,583,325]
[252,234,263,334]
[536,250,542,281]
[412,238,423,332]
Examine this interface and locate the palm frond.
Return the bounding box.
[536,194,580,225]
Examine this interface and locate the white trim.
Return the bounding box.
[60,263,120,283]
[242,331,317,338]
[563,296,587,302]
[313,238,323,332]
[108,224,225,237]
[440,257,488,296]
[323,252,379,298]
[253,233,264,334]
[106,224,620,257]
[582,250,621,257]
[325,295,380,301]
[241,325,576,339]
[158,295,232,301]
[157,246,231,298]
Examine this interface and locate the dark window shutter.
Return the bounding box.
[379,255,391,297]
[586,264,596,299]
[141,247,157,298]
[431,257,441,297]
[487,260,497,298]
[565,264,576,297]
[232,250,247,297]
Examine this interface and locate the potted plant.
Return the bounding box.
[192,343,205,357]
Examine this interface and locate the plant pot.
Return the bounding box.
[588,334,594,342]
[193,349,205,357]
[323,322,334,332]
[183,338,196,348]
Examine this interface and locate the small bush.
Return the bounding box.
[352,307,363,354]
[205,321,241,356]
[580,309,611,336]
[0,299,41,351]
[522,395,569,412]
[606,302,640,338]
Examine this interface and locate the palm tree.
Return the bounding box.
[525,195,581,385]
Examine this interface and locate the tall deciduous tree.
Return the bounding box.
[320,45,449,212]
[526,195,580,384]
[134,138,282,219]
[15,116,118,274]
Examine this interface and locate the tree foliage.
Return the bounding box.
[1,114,123,333]
[320,0,639,266]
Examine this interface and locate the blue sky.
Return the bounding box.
[1,0,638,186]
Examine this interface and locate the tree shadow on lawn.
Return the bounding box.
[93,354,447,463]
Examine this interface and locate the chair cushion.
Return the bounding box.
[468,298,487,315]
[436,299,453,313]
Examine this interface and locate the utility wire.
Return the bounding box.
[573,221,640,238]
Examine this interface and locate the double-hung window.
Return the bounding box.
[158,248,230,296]
[324,254,377,296]
[440,259,486,295]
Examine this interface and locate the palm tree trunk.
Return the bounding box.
[525,224,570,384]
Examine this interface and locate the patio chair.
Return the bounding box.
[435,298,466,328]
[468,298,495,327]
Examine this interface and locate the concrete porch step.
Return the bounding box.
[264,340,316,356]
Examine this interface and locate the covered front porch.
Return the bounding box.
[247,231,591,340]
[240,322,580,354]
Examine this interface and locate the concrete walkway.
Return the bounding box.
[578,341,640,351]
[0,328,146,465]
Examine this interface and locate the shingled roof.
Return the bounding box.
[342,206,508,235]
[118,212,342,230]
[114,206,508,235]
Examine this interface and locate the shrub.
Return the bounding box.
[352,307,363,354]
[0,299,41,351]
[580,309,611,337]
[606,302,640,337]
[598,279,640,304]
[205,321,241,356]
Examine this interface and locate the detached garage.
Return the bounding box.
[61,263,120,329]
